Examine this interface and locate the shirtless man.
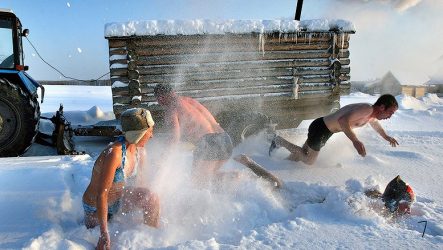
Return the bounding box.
[154,83,233,184]
[269,94,399,165]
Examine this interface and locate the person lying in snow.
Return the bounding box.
[154,83,234,186]
[82,108,160,250]
[234,155,415,217]
[269,94,399,165]
[365,175,416,216]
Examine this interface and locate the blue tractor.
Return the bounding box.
[0,9,43,156]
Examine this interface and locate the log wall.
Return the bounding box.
[106,31,353,129]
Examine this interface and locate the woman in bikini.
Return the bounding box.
[82,108,159,250]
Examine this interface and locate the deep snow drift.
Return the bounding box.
[0,88,442,249]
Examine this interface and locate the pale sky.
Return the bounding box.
[2,0,443,84]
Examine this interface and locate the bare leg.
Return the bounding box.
[192,159,240,187]
[234,154,282,189]
[275,136,319,165]
[121,187,160,228]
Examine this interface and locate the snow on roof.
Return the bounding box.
[105,19,355,37]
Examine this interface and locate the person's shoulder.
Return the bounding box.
[352,102,373,110]
[103,142,123,159]
[182,96,198,103]
[357,103,374,115]
[342,103,372,115]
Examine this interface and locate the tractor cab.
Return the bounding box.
[0,9,27,71]
[0,9,40,99]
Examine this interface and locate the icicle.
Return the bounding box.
[341,33,345,57]
[279,32,281,43]
[258,33,266,56]
[258,33,262,53]
[308,33,312,45]
[332,34,336,59]
[262,34,266,56]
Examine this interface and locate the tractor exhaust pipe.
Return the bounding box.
[294,0,304,21]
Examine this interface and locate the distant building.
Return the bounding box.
[351,71,402,95]
[425,76,443,96]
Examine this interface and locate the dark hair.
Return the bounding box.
[374,94,398,108]
[153,83,173,97]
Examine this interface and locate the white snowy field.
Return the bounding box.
[0,86,443,249]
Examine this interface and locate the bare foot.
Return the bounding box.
[233,154,250,164]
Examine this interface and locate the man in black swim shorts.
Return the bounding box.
[269,94,399,165]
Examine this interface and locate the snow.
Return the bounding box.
[104,19,355,37]
[111,81,128,88]
[1,88,443,249]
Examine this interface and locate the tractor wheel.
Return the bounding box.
[0,77,40,157]
[217,111,273,146]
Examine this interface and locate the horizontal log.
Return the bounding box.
[132,43,349,57]
[111,79,342,105]
[127,42,349,57]
[108,39,127,48]
[109,59,129,65]
[108,32,350,48]
[133,57,350,68]
[113,84,295,104]
[134,63,351,76]
[137,67,292,83]
[127,39,341,49]
[109,48,127,56]
[109,59,350,80]
[300,76,333,84]
[110,68,128,77]
[111,90,339,116]
[111,72,350,89]
[109,59,350,76]
[136,60,297,75]
[137,72,347,85]
[112,76,346,97]
[113,78,295,95]
[131,50,349,66]
[299,85,333,92]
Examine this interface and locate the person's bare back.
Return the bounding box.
[175,97,224,143]
[154,83,234,185]
[323,103,374,133]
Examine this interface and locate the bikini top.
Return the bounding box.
[113,136,138,183]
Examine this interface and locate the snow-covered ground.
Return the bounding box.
[0,87,442,249]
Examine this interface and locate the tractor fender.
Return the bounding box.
[0,69,41,96]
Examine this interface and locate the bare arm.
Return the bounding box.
[165,109,181,144]
[369,119,399,147]
[337,105,373,156]
[135,148,146,186]
[369,119,388,139]
[96,146,121,249]
[189,98,219,125]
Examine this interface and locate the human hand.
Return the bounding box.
[385,136,399,147]
[96,231,110,250]
[352,140,366,157]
